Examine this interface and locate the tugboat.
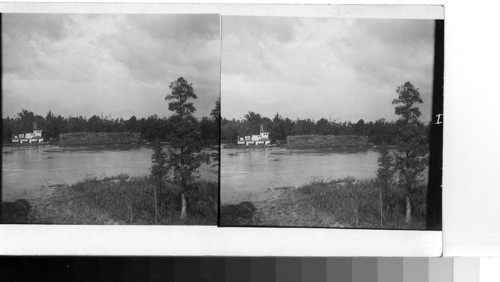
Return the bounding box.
[11,122,44,144]
[236,124,271,146]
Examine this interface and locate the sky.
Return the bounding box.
[221,17,436,122]
[2,14,220,119]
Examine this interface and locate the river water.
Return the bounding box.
[221,147,381,203]
[2,145,217,201]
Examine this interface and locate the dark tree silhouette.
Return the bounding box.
[392,82,428,224]
[164,77,209,220]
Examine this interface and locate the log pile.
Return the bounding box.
[286,135,368,148]
[59,132,140,145]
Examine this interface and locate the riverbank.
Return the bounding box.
[221,178,426,229]
[2,142,52,147]
[3,141,213,148]
[221,143,377,150]
[222,144,279,149]
[1,175,218,225]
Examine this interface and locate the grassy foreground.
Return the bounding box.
[1,175,218,225]
[221,178,426,229]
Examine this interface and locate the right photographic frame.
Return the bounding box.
[220,15,443,230]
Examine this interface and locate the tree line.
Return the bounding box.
[221,110,431,146]
[2,100,219,144]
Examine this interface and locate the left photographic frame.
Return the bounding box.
[1,13,221,225]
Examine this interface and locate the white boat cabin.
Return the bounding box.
[237,125,271,145]
[12,125,44,144]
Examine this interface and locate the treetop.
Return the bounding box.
[166,77,198,118]
[392,81,424,121]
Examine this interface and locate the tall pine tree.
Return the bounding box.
[165,77,209,220]
[392,82,428,224]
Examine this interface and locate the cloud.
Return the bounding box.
[2,13,73,41]
[221,16,436,122]
[133,14,219,43]
[330,19,435,86]
[2,14,220,119]
[222,16,303,77]
[2,14,73,77]
[102,15,220,83]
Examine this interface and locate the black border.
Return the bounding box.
[0,13,4,216]
[426,19,444,231]
[217,15,223,227]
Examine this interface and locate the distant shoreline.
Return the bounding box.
[222,144,381,149]
[1,141,211,147]
[2,142,145,147]
[222,144,279,149]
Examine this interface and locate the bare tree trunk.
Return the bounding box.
[379,190,384,228]
[179,146,187,221]
[354,206,359,227]
[153,186,159,224]
[405,195,412,224]
[180,191,187,220]
[128,203,134,223]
